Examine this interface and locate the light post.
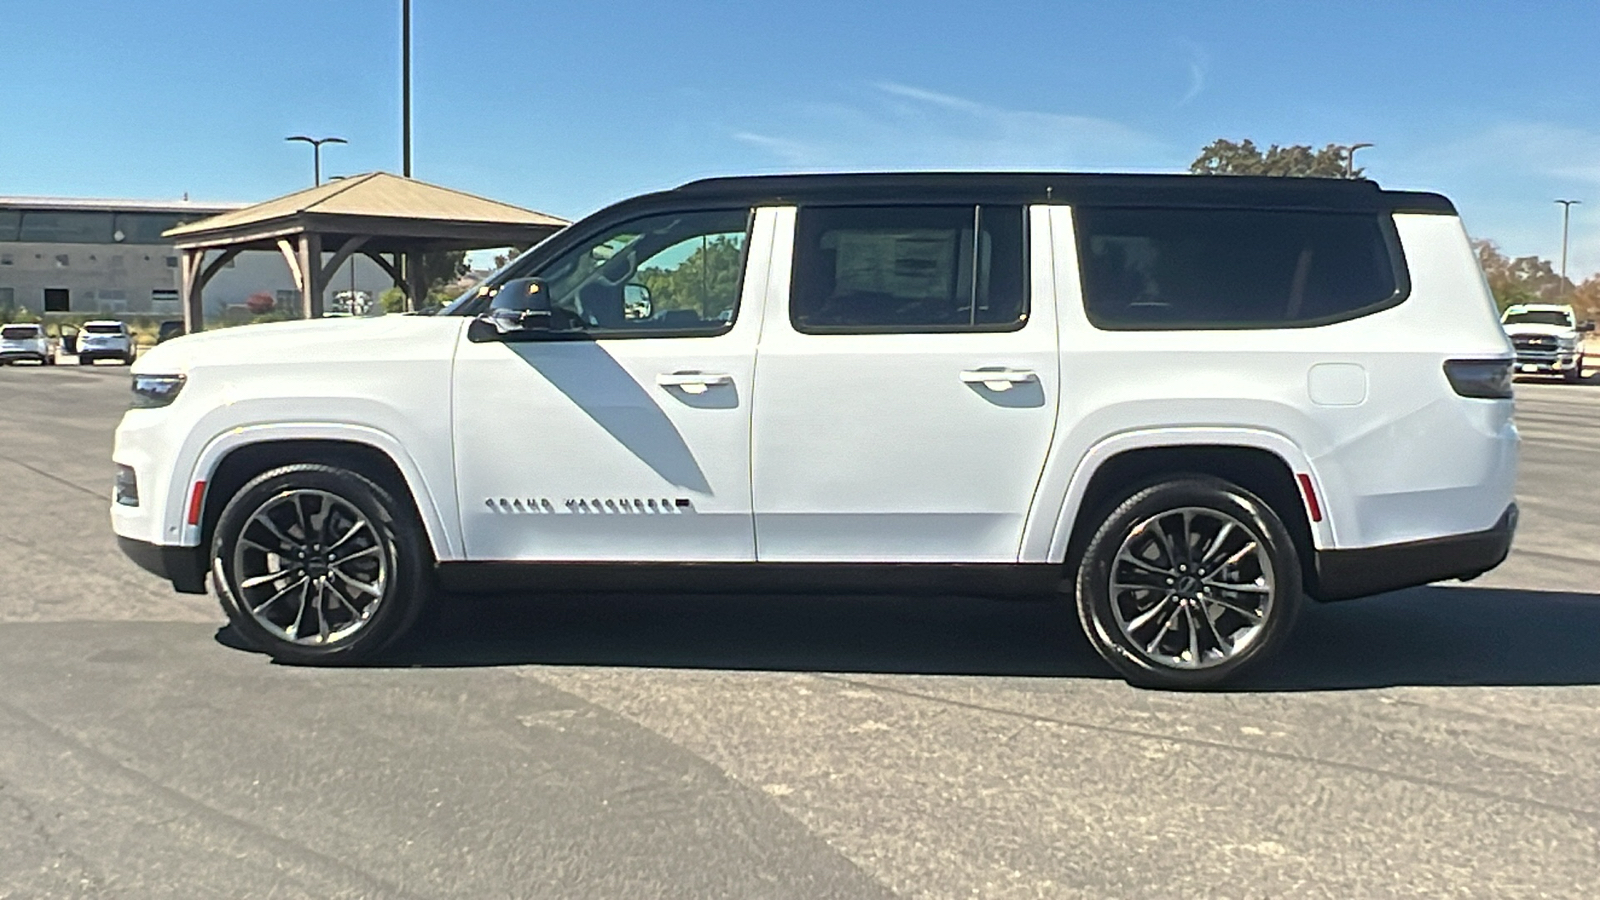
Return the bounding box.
[402,0,412,178]
[285,135,347,186]
[1556,199,1581,299]
[1345,142,1374,178]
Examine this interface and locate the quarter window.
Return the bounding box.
[791,205,1026,333]
[503,209,751,337]
[1075,207,1402,329]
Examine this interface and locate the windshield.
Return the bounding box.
[2,326,40,339]
[1503,310,1574,327]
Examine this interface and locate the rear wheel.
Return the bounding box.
[211,463,432,665]
[1073,476,1302,689]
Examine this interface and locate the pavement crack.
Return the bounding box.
[0,453,107,501]
[820,675,1600,823]
[0,695,438,900]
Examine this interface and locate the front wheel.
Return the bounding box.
[211,463,432,665]
[1565,356,1584,383]
[1073,477,1303,689]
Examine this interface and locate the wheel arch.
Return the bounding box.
[182,426,458,561]
[1045,431,1329,593]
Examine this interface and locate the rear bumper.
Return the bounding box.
[116,535,208,594]
[1312,504,1517,601]
[0,351,48,361]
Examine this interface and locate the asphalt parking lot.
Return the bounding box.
[1,360,1597,899]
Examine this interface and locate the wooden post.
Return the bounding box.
[297,233,324,318]
[405,250,424,312]
[180,249,206,333]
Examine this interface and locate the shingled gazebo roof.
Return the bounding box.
[163,171,568,252]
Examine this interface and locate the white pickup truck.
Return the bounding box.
[1501,303,1593,382]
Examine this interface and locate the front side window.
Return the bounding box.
[1076,207,1402,329]
[791,205,1027,333]
[493,208,750,337]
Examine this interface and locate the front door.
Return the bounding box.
[453,207,771,562]
[751,204,1061,562]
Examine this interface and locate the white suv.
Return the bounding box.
[111,173,1518,688]
[1501,303,1592,382]
[78,320,136,365]
[0,323,56,365]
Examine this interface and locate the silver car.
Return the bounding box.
[0,323,57,365]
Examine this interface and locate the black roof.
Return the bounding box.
[659,171,1454,215]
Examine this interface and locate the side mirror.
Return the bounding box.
[1580,320,1595,333]
[624,284,653,320]
[468,278,552,342]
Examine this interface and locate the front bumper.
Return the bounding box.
[1312,504,1517,601]
[117,535,208,594]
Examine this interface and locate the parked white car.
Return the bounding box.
[78,320,136,365]
[0,323,57,365]
[1500,303,1592,382]
[112,173,1518,688]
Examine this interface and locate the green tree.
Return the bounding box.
[1471,239,1568,312]
[417,250,469,293]
[1190,139,1361,178]
[636,236,744,318]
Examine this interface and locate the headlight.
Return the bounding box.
[131,373,186,408]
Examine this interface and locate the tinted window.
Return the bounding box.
[114,213,190,244]
[18,211,114,243]
[2,326,40,339]
[1502,310,1572,327]
[85,323,125,334]
[791,205,1026,333]
[1075,208,1401,329]
[0,211,19,241]
[499,208,749,337]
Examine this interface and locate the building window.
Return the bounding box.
[18,211,115,243]
[55,254,70,268]
[165,256,179,268]
[0,253,11,266]
[43,288,69,312]
[275,289,299,306]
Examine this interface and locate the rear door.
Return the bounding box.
[750,204,1060,562]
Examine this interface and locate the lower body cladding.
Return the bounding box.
[116,503,1519,601]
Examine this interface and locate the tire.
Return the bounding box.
[1073,476,1303,689]
[1565,356,1583,383]
[210,463,432,665]
[44,354,55,366]
[78,356,90,365]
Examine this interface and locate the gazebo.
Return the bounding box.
[163,172,567,331]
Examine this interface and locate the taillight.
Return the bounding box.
[1443,359,1513,400]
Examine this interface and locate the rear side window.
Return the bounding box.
[1075,208,1403,329]
[791,205,1027,333]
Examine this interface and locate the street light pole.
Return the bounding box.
[285,135,347,186]
[402,0,412,178]
[1556,199,1581,299]
[1345,142,1374,178]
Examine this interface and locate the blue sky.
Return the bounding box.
[4,0,1599,276]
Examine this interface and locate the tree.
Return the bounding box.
[1471,239,1569,312]
[635,236,744,319]
[416,250,469,294]
[1190,139,1361,178]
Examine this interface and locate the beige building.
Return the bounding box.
[0,196,393,319]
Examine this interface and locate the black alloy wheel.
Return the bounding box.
[211,463,432,665]
[1073,476,1303,689]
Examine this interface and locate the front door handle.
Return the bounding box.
[657,371,733,394]
[960,368,1038,392]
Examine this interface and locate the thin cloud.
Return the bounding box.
[1176,39,1209,107]
[733,82,1173,171]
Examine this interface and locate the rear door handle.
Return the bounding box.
[960,368,1038,392]
[657,371,733,394]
